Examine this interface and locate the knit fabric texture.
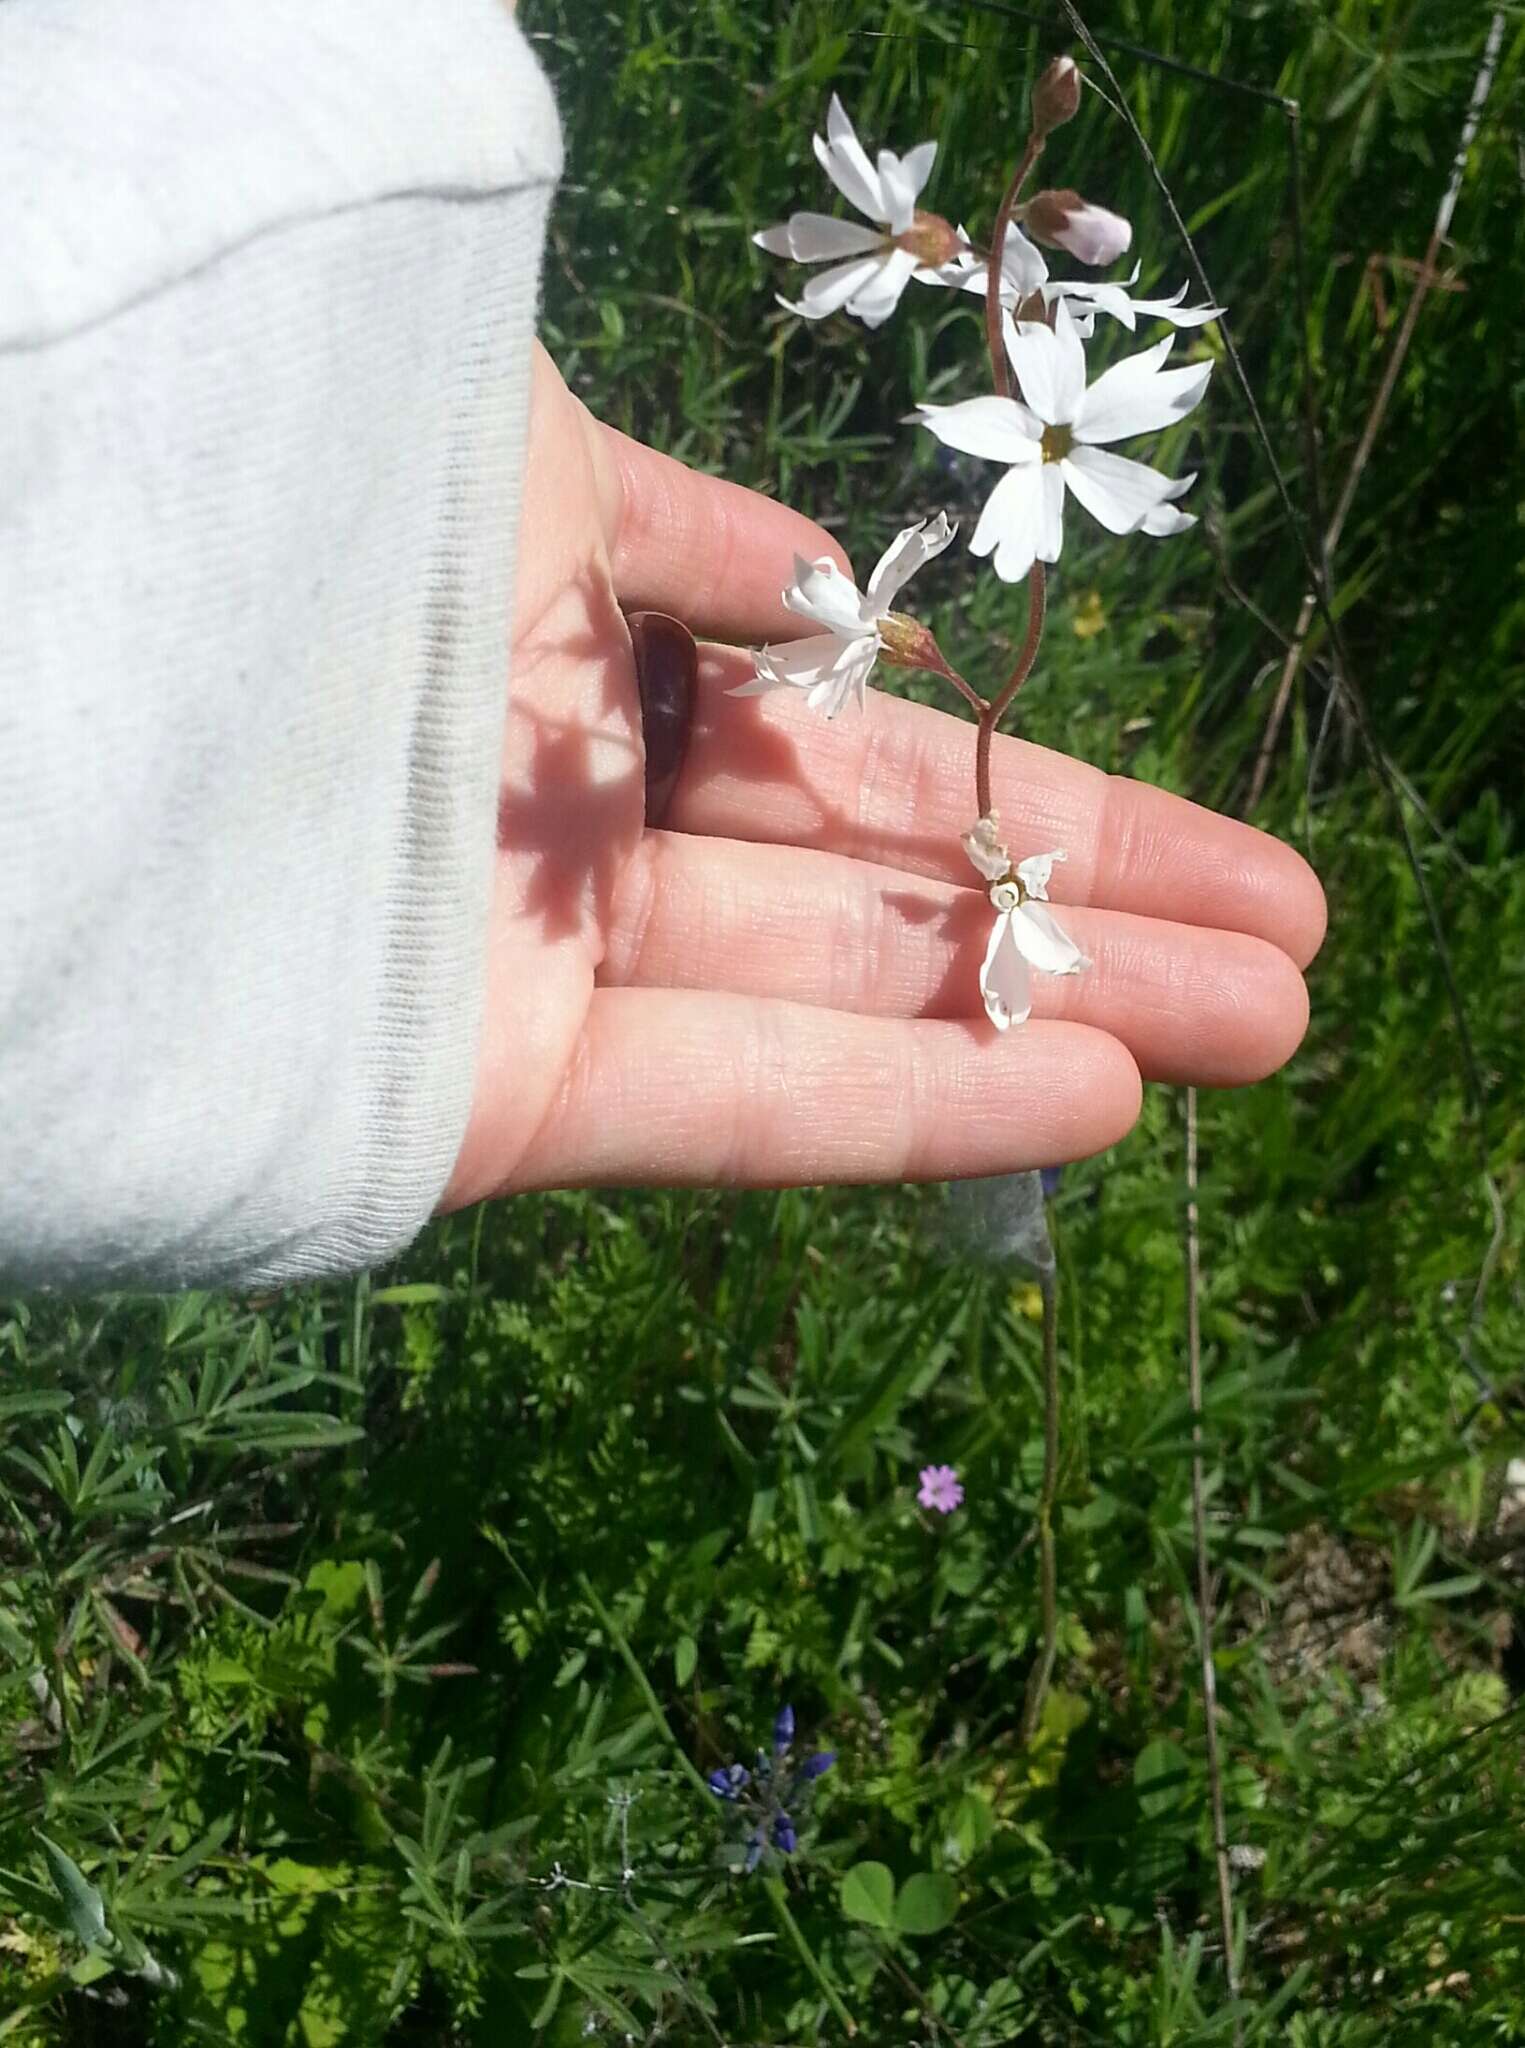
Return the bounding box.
[0,0,562,1287]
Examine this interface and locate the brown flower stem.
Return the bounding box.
[971,121,1049,819]
[984,132,1046,399]
[974,564,1046,818]
[936,664,989,718]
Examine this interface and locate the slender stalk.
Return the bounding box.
[1019,1256,1061,1746]
[970,122,1048,818]
[1184,1091,1243,2039]
[763,1876,858,2038]
[975,567,1046,818]
[984,133,1046,400]
[579,1574,712,1800]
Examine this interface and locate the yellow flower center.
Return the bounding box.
[1040,422,1073,464]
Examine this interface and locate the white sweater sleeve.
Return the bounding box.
[0,0,562,1290]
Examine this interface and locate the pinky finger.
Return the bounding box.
[509,988,1143,1191]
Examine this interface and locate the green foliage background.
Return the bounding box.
[3,2,1523,2041]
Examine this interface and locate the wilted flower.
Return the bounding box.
[1024,187,1132,266]
[705,1704,836,1876]
[910,299,1211,583]
[979,851,1090,1030]
[754,95,959,328]
[731,514,957,718]
[917,1464,965,1513]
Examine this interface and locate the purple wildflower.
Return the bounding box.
[704,1704,835,1876]
[917,1464,965,1514]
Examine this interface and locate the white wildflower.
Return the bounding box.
[980,852,1090,1031]
[910,299,1211,583]
[962,824,1089,1030]
[754,95,952,329]
[731,515,957,719]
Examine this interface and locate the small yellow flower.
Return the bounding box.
[1012,1282,1044,1322]
[1072,589,1107,639]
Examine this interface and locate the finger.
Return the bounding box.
[606,831,1309,1088]
[668,647,1328,971]
[590,419,852,644]
[509,987,1142,1190]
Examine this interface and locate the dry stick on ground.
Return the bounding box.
[1247,8,1508,811]
[1183,1088,1242,2038]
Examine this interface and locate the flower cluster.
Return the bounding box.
[706,1703,836,1875]
[740,67,1219,1027]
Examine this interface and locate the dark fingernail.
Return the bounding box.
[628,610,697,827]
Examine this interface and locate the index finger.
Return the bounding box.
[667,648,1329,971]
[590,415,852,645]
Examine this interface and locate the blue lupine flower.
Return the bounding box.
[704,1703,834,1876]
[707,1763,750,1800]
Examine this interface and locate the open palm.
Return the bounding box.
[444,346,1324,1207]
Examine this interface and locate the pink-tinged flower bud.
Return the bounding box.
[1023,188,1133,268]
[1032,56,1082,134]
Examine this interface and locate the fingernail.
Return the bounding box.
[628,610,697,828]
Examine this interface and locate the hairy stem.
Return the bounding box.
[984,133,1045,398]
[975,566,1046,817]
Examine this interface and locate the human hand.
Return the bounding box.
[442,345,1324,1207]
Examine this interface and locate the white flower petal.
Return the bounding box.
[1060,446,1176,535]
[804,638,878,718]
[1048,277,1138,330]
[1075,338,1212,444]
[1140,502,1197,537]
[727,632,857,697]
[1126,283,1223,328]
[846,244,919,328]
[1138,470,1198,536]
[911,395,1041,465]
[876,149,918,235]
[963,819,1012,882]
[1039,463,1066,563]
[980,912,1032,1030]
[1005,299,1086,425]
[816,96,887,222]
[1011,902,1089,975]
[899,138,938,206]
[779,254,888,321]
[970,462,1049,584]
[865,512,957,611]
[756,212,886,263]
[1015,849,1067,901]
[783,556,871,634]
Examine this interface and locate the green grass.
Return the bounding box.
[3,2,1523,2042]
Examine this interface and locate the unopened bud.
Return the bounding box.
[1023,188,1132,268]
[877,611,948,673]
[1032,56,1082,135]
[894,209,965,268]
